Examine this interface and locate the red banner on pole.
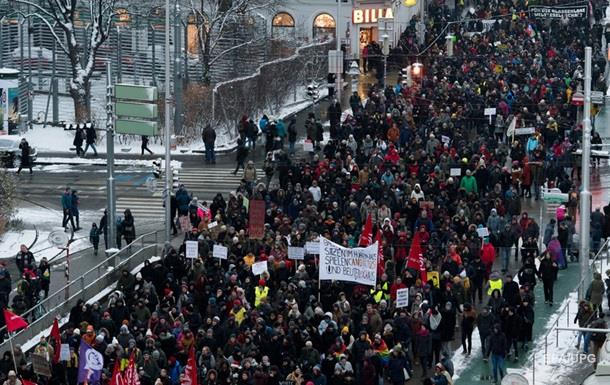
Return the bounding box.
[248,200,265,239]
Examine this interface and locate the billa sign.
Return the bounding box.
[352,7,394,24]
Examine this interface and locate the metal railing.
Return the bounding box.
[0,230,163,352]
[530,237,610,384]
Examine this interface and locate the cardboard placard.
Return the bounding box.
[31,353,52,377]
[288,246,305,260]
[418,201,435,209]
[515,127,535,136]
[477,227,490,238]
[248,200,265,240]
[185,241,198,259]
[179,216,191,233]
[60,344,70,362]
[305,241,320,254]
[395,288,409,308]
[427,271,440,288]
[213,244,228,259]
[484,108,496,116]
[441,135,451,144]
[252,261,268,276]
[450,168,462,176]
[303,140,314,152]
[208,221,218,229]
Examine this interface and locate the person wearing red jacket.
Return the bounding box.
[481,238,496,279]
[390,277,407,302]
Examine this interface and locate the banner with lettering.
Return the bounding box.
[319,237,378,286]
[248,200,265,239]
[528,5,587,19]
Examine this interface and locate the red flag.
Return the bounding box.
[124,353,140,385]
[181,346,198,385]
[50,318,61,363]
[359,213,373,246]
[406,232,427,282]
[20,379,36,385]
[3,309,28,333]
[375,230,385,276]
[110,359,125,385]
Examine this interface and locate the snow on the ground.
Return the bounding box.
[523,291,581,385]
[25,83,326,155]
[0,230,37,258]
[34,156,182,169]
[9,207,99,263]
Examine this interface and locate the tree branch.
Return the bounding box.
[208,38,262,66]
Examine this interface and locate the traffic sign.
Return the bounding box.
[114,83,159,135]
[591,91,604,104]
[115,119,158,135]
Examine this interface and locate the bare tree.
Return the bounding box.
[16,0,117,122]
[189,0,275,84]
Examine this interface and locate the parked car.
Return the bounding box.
[0,136,37,168]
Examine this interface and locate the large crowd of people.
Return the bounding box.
[4,1,610,385]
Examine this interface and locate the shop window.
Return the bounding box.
[313,13,335,41]
[115,8,130,27]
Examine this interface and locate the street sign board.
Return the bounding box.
[115,102,158,119]
[328,50,344,74]
[115,119,159,136]
[115,84,158,101]
[591,91,604,104]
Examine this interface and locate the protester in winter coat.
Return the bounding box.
[485,324,507,384]
[587,272,606,317]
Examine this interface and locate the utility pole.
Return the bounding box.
[579,46,592,299]
[106,62,116,251]
[335,0,342,103]
[164,0,173,243]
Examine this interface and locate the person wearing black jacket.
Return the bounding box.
[73,126,84,156]
[202,125,216,164]
[501,307,521,361]
[84,124,98,156]
[538,252,557,305]
[16,138,32,174]
[287,117,297,155]
[502,274,521,307]
[518,258,538,288]
[15,244,34,274]
[518,298,535,350]
[469,256,486,304]
[485,324,507,384]
[233,138,248,175]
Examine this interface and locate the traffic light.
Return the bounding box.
[152,158,162,179]
[307,83,320,100]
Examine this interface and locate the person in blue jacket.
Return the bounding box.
[61,187,75,231]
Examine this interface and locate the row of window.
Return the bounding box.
[272,12,335,40]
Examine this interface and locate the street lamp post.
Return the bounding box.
[579,46,592,299]
[382,34,390,89]
[164,0,172,243]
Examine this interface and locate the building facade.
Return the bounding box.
[266,0,421,61]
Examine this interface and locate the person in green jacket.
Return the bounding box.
[460,169,478,195]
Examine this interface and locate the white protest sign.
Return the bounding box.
[252,261,268,276]
[395,288,409,308]
[185,241,198,259]
[484,108,496,124]
[305,241,320,254]
[441,135,451,144]
[476,227,490,238]
[288,246,305,260]
[319,237,378,286]
[208,221,218,229]
[213,244,228,259]
[514,127,535,136]
[60,344,70,361]
[450,168,462,176]
[303,140,314,152]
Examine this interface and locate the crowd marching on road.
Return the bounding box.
[4,1,610,385]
